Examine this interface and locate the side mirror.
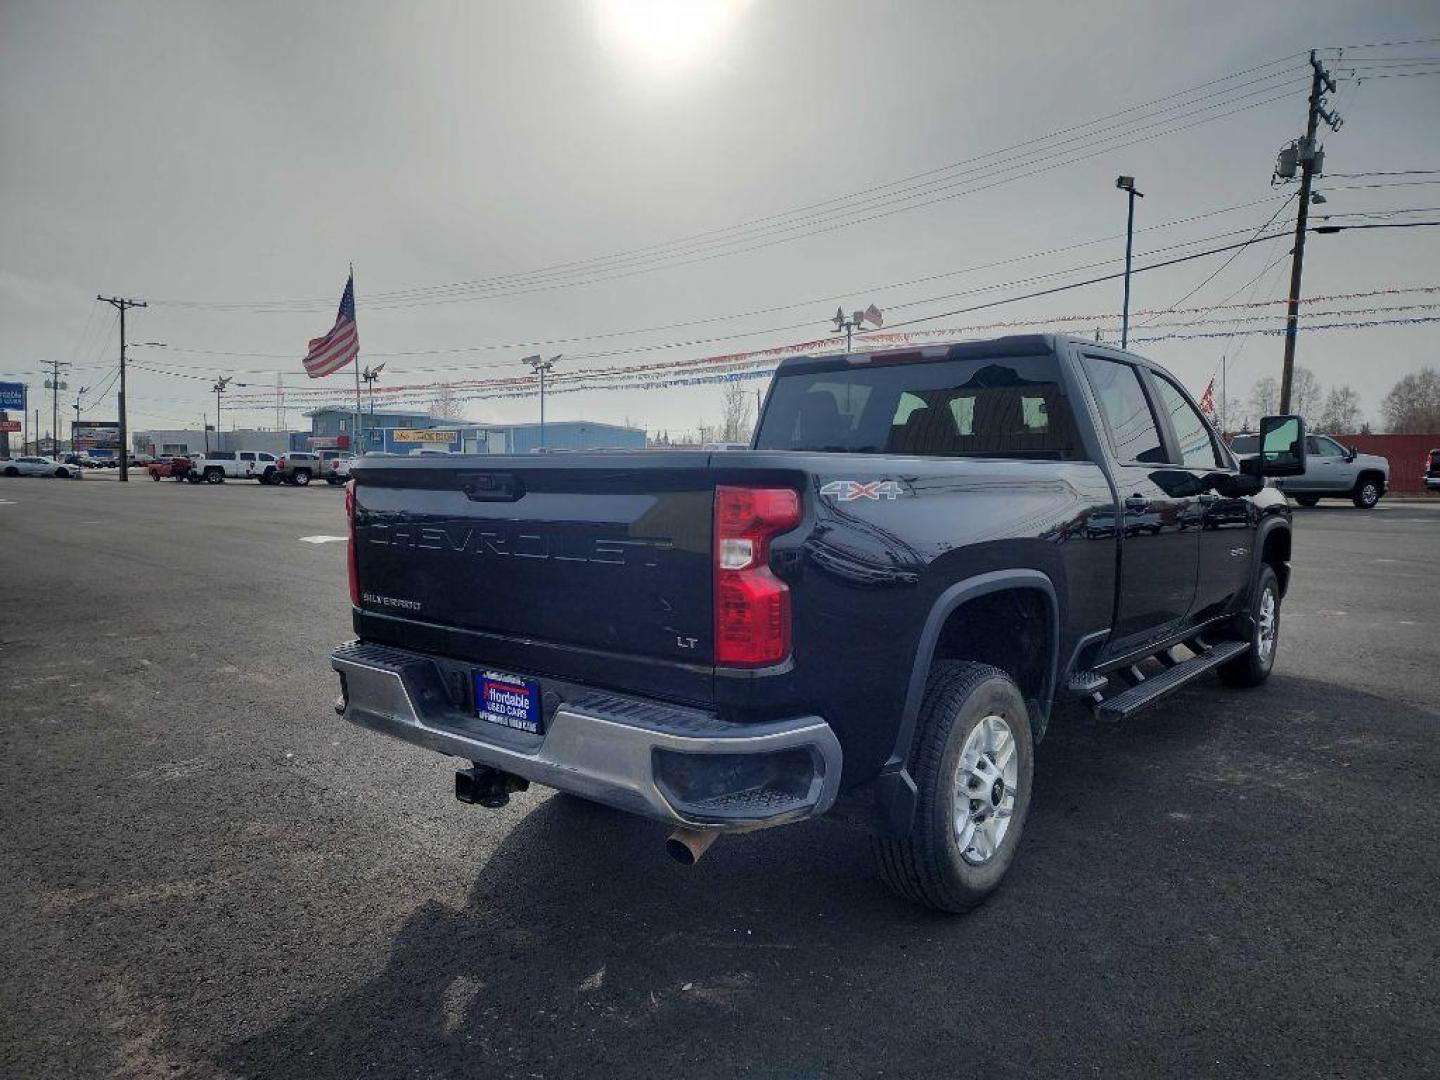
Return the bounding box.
[1345,445,1358,463]
[1252,414,1306,477]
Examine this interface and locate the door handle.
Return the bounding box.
[1124,495,1148,511]
[1198,493,1219,505]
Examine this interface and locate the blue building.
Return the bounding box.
[302,408,645,455]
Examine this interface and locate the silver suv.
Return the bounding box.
[1230,432,1390,508]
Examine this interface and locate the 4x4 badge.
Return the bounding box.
[821,479,906,502]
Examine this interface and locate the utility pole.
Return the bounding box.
[1115,176,1144,349]
[45,357,71,459]
[1277,50,1341,413]
[524,354,561,448]
[97,295,147,480]
[212,377,231,450]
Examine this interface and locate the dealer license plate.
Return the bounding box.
[474,670,543,735]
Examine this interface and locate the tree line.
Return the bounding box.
[1243,366,1440,434]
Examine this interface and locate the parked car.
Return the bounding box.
[185,450,280,484]
[147,456,194,482]
[1425,448,1440,493]
[1230,432,1389,508]
[275,451,322,486]
[331,334,1304,913]
[2,455,84,479]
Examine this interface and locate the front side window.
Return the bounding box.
[756,353,1082,460]
[1153,373,1221,469]
[1079,355,1166,464]
[1315,436,1346,457]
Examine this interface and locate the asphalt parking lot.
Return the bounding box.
[2,478,1437,1079]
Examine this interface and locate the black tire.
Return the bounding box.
[54,468,67,478]
[872,661,1034,913]
[1351,476,1382,509]
[293,469,311,486]
[327,476,343,486]
[204,468,224,484]
[1219,564,1280,688]
[151,472,161,482]
[2,466,16,477]
[1293,494,1320,507]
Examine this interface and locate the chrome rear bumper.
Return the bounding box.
[331,641,842,830]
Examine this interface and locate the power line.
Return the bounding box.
[150,64,1311,313]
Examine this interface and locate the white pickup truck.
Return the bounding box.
[318,450,355,486]
[187,450,280,484]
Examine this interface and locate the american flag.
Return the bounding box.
[302,274,359,378]
[1198,377,1216,417]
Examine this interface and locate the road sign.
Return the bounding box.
[0,382,25,410]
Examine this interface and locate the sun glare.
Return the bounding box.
[592,0,748,73]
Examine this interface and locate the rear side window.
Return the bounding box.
[755,353,1082,460]
[1152,373,1221,469]
[1079,355,1166,464]
[211,451,235,461]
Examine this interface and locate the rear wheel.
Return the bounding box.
[293,469,311,486]
[1293,494,1320,507]
[1220,565,1280,687]
[1352,476,1382,509]
[151,472,161,482]
[872,661,1034,913]
[204,468,223,484]
[3,466,17,477]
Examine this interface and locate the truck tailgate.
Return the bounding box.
[351,453,718,694]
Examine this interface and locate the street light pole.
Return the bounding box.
[71,388,88,454]
[524,354,561,449]
[212,377,232,450]
[1115,176,1144,350]
[831,303,884,353]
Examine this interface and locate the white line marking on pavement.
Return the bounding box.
[298,535,347,544]
[0,499,15,506]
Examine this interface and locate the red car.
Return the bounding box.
[147,456,194,482]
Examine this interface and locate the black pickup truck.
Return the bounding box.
[331,335,1306,912]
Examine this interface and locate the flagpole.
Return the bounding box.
[351,264,361,453]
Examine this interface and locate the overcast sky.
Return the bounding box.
[2,0,1438,441]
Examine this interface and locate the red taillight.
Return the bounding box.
[713,486,800,667]
[345,479,360,607]
[277,457,286,468]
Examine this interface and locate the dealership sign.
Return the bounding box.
[393,429,458,443]
[0,381,26,410]
[0,421,21,433]
[73,421,120,450]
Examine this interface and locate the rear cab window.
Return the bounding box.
[754,351,1083,460]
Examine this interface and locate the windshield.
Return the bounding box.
[754,353,1082,460]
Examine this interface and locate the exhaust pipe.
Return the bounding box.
[666,827,720,865]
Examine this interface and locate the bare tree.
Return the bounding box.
[1249,376,1279,418]
[430,383,464,420]
[719,379,753,444]
[1289,366,1322,421]
[1314,385,1362,433]
[1381,368,1440,432]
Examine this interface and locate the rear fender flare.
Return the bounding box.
[871,569,1059,836]
[896,570,1059,760]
